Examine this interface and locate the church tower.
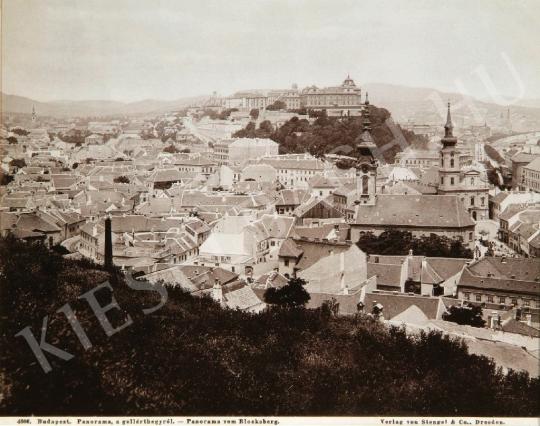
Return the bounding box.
[355,93,377,205]
[438,102,460,194]
[31,104,37,123]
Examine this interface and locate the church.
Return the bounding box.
[348,101,477,249]
[437,103,490,221]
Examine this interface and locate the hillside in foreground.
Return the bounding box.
[0,236,538,416]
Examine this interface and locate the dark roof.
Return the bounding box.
[367,262,402,288]
[353,195,475,228]
[501,319,540,338]
[458,268,539,296]
[467,257,540,282]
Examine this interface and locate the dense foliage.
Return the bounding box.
[263,277,310,308]
[232,106,421,163]
[357,230,474,258]
[0,236,537,416]
[443,304,487,328]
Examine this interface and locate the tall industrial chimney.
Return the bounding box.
[104,215,113,270]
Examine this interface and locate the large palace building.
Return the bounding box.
[222,75,364,116]
[300,75,363,116]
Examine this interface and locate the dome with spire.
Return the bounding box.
[342,74,356,87]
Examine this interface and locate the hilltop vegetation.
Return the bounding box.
[0,236,538,416]
[233,106,427,163]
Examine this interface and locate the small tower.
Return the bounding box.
[31,105,37,123]
[438,102,460,194]
[355,95,377,205]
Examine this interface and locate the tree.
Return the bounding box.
[0,236,538,417]
[6,136,18,144]
[10,128,29,136]
[266,100,286,111]
[258,120,273,134]
[443,304,486,327]
[9,158,26,169]
[113,176,130,184]
[263,277,310,308]
[0,173,14,186]
[249,108,259,120]
[357,230,473,258]
[163,144,179,154]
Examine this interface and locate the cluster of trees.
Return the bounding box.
[266,100,287,111]
[233,120,274,139]
[263,277,310,308]
[443,304,486,328]
[356,230,474,258]
[113,176,130,184]
[10,128,29,136]
[58,129,92,145]
[0,236,537,416]
[233,106,421,163]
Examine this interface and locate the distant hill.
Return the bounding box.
[363,83,540,132]
[0,92,208,117]
[3,84,540,131]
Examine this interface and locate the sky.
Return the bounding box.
[2,0,540,103]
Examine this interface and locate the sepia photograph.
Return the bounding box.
[0,1,539,424]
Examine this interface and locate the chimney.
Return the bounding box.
[340,251,346,291]
[212,279,223,303]
[104,215,113,270]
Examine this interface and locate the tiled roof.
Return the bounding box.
[353,195,475,228]
[367,262,402,288]
[363,292,442,320]
[458,268,539,296]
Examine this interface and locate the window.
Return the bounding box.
[284,259,289,267]
[470,196,475,206]
[470,178,474,185]
[487,295,494,303]
[450,177,455,185]
[450,159,454,167]
[475,294,482,302]
[499,296,506,304]
[464,292,470,301]
[440,177,444,185]
[511,298,518,305]
[469,232,473,241]
[481,197,485,206]
[524,299,530,307]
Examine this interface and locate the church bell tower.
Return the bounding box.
[438,102,460,194]
[355,93,377,205]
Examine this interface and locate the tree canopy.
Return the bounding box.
[0,236,537,416]
[356,230,474,258]
[233,105,422,163]
[263,277,310,308]
[443,304,487,328]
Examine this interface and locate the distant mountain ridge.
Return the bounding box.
[3,84,540,131]
[0,92,207,117]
